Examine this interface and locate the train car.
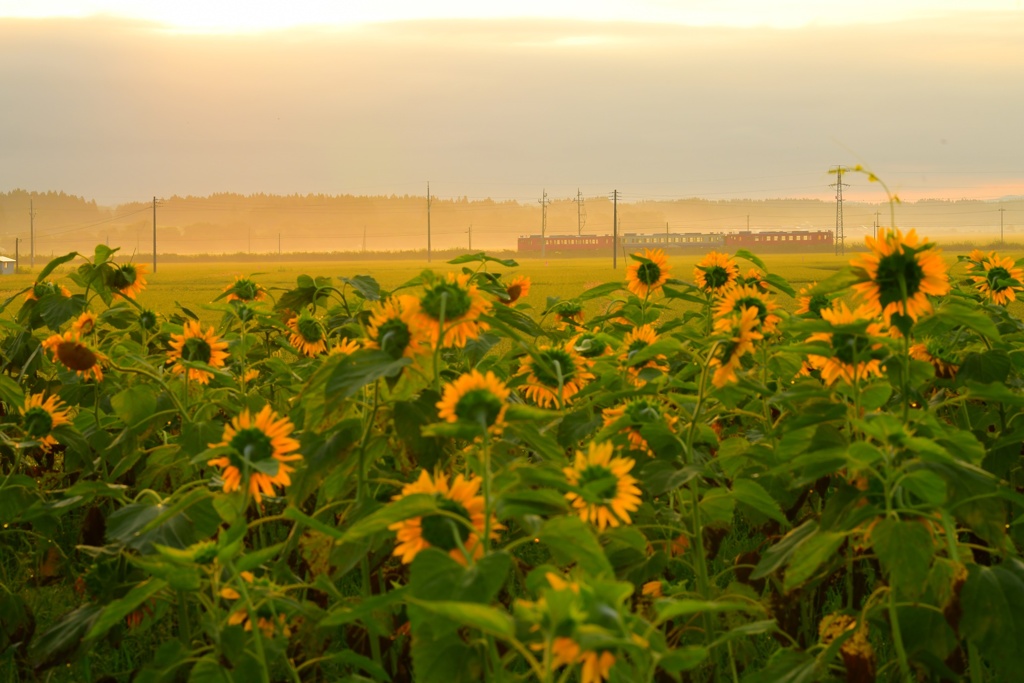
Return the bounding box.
[724,230,834,253]
[517,234,616,256]
[620,232,725,253]
[517,229,836,256]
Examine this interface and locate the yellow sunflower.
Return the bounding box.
[329,338,362,356]
[738,267,770,293]
[850,228,949,323]
[708,306,762,388]
[563,441,642,532]
[553,300,586,329]
[286,313,328,357]
[221,572,295,639]
[436,370,510,434]
[619,324,669,387]
[909,340,958,380]
[516,343,595,409]
[109,262,148,300]
[223,275,267,303]
[41,331,106,381]
[413,272,491,348]
[71,310,98,336]
[388,470,499,565]
[795,282,833,317]
[965,249,1024,306]
[601,397,678,457]
[25,281,72,301]
[167,320,230,384]
[365,296,428,362]
[551,637,616,683]
[693,252,739,295]
[713,284,781,334]
[20,393,71,452]
[207,405,303,504]
[626,248,671,298]
[806,302,888,386]
[499,275,531,305]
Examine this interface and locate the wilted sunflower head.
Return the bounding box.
[225,276,266,303]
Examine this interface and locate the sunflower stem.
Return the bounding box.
[357,381,384,670]
[481,432,493,558]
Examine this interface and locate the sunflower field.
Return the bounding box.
[2,218,1024,683]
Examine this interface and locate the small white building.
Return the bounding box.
[0,256,15,275]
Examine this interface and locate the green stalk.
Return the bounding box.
[355,381,383,670]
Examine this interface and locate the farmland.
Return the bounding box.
[2,236,1024,683]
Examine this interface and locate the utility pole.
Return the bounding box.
[576,189,587,236]
[612,189,619,269]
[666,221,669,239]
[468,224,472,251]
[999,207,1006,244]
[875,210,881,240]
[830,167,848,256]
[15,237,19,271]
[539,190,548,259]
[152,196,158,273]
[29,199,35,269]
[426,182,432,263]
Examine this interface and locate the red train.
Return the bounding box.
[517,230,834,255]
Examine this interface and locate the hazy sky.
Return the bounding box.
[1,1,1022,205]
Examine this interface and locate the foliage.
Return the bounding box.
[2,220,1024,683]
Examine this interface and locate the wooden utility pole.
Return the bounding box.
[612,189,619,269]
[426,182,432,263]
[29,199,35,268]
[152,197,157,273]
[539,190,548,259]
[468,224,473,251]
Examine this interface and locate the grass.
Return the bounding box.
[0,249,1016,324]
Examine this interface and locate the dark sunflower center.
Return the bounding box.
[111,266,138,289]
[704,266,730,289]
[636,262,662,285]
[182,337,213,364]
[297,317,323,342]
[24,407,54,438]
[532,350,576,387]
[627,339,649,357]
[377,319,411,359]
[421,283,472,320]
[229,427,275,466]
[875,252,924,307]
[57,341,98,371]
[420,499,473,551]
[577,465,618,502]
[987,266,1012,290]
[504,284,522,303]
[808,294,831,317]
[574,335,607,358]
[832,332,874,366]
[735,297,767,322]
[455,388,504,428]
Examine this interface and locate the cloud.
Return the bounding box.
[1,14,1021,204]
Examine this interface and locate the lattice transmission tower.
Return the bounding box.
[830,166,849,256]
